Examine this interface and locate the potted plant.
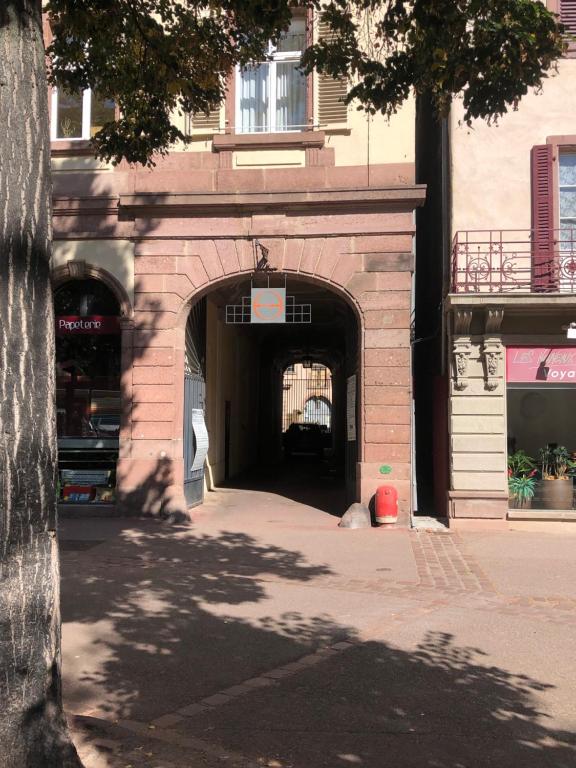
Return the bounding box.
[539,445,575,510]
[508,474,537,509]
[507,450,537,509]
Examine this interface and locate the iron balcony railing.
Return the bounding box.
[451,229,576,294]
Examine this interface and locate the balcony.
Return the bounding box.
[451,230,576,294]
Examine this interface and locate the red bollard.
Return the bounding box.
[375,485,398,525]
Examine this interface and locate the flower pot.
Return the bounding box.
[509,496,532,510]
[541,478,574,510]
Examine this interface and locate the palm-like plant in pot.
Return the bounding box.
[539,445,575,510]
[507,450,537,509]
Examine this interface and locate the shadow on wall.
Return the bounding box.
[59,525,576,768]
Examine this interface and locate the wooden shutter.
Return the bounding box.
[561,0,576,52]
[188,106,221,136]
[316,19,348,129]
[561,0,576,33]
[531,144,556,291]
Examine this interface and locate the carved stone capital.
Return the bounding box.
[452,338,472,390]
[454,309,473,334]
[484,307,504,334]
[481,336,503,391]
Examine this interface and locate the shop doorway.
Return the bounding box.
[55,278,121,508]
[182,275,359,512]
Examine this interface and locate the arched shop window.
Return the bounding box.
[54,279,121,505]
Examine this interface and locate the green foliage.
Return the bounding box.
[46,1,565,165]
[46,0,294,165]
[303,1,565,124]
[507,449,536,478]
[508,474,536,505]
[539,445,576,479]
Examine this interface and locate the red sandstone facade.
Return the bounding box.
[52,148,424,522]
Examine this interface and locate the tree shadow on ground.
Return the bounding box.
[192,628,576,768]
[60,521,343,723]
[60,524,576,768]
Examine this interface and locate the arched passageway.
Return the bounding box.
[182,275,360,515]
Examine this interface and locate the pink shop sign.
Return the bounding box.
[506,347,576,383]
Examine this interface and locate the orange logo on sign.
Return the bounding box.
[251,288,286,323]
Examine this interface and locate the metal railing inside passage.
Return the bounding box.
[451,229,576,294]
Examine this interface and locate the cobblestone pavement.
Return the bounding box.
[60,502,576,768]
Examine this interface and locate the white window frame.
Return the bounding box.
[235,24,306,134]
[50,88,95,141]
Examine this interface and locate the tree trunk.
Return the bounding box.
[0,3,82,766]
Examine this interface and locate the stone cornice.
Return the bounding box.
[212,131,325,152]
[119,186,427,217]
[52,196,119,217]
[447,294,576,311]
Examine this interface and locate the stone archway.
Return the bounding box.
[117,229,413,524]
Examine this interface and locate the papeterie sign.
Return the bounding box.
[56,316,120,335]
[506,347,576,382]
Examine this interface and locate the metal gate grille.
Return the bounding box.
[184,298,207,507]
[282,364,332,431]
[184,374,206,507]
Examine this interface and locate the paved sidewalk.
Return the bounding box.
[60,486,576,767]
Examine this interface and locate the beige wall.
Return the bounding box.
[204,298,260,487]
[449,339,507,495]
[451,58,576,233]
[184,95,415,167]
[326,100,415,167]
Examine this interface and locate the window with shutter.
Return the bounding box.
[235,17,307,134]
[316,19,348,129]
[531,144,556,291]
[188,106,222,137]
[560,0,576,36]
[550,0,576,53]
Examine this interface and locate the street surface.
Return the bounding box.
[60,484,576,767]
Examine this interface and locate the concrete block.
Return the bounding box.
[451,415,506,435]
[365,329,410,349]
[364,386,411,406]
[365,425,411,444]
[364,252,414,271]
[338,502,372,528]
[363,310,411,329]
[364,444,411,462]
[364,367,410,387]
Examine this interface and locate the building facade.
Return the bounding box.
[416,1,576,528]
[50,15,425,523]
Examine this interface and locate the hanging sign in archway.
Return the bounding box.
[250,288,286,324]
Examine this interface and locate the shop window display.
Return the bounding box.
[507,387,576,511]
[55,279,121,505]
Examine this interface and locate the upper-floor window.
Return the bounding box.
[559,152,576,241]
[51,88,115,140]
[236,17,307,134]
